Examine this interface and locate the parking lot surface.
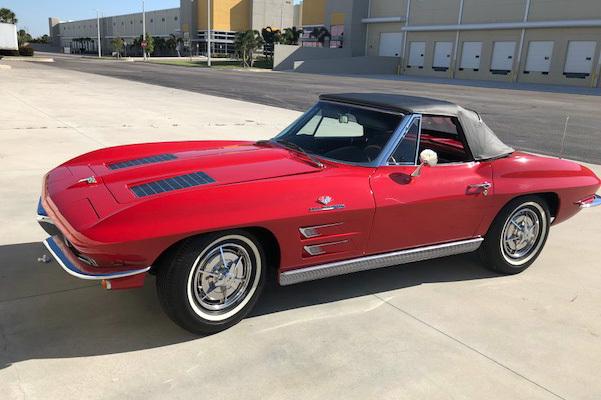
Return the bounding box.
[0,62,600,400]
[46,54,601,164]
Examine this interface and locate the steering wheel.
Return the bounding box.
[364,145,383,162]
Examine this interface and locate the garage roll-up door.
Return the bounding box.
[378,32,403,57]
[460,42,482,70]
[408,42,425,69]
[564,41,597,78]
[525,41,554,73]
[491,41,516,75]
[433,42,453,71]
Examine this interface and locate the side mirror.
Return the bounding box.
[411,149,438,177]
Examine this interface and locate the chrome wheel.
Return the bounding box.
[186,235,261,322]
[500,202,547,266]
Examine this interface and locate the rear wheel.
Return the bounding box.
[156,230,265,335]
[479,196,550,274]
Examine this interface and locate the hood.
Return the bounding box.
[46,141,322,224]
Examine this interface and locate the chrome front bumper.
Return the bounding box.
[577,194,601,209]
[37,197,150,281]
[43,236,151,280]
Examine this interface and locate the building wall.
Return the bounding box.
[251,0,294,30]
[196,0,294,32]
[302,0,327,26]
[528,0,601,21]
[293,4,303,27]
[196,0,251,31]
[409,0,461,25]
[358,0,601,87]
[461,0,524,24]
[369,0,406,18]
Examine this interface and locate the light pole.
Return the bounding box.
[207,0,212,67]
[142,1,147,60]
[96,10,102,58]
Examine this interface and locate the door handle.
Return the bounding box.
[468,182,492,196]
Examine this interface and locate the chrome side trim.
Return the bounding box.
[299,222,344,239]
[304,240,350,256]
[43,237,151,281]
[280,238,483,286]
[577,194,601,209]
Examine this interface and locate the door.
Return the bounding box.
[460,41,482,70]
[379,32,403,57]
[564,41,597,77]
[491,41,516,73]
[433,41,453,71]
[367,115,494,254]
[408,41,426,68]
[525,41,554,73]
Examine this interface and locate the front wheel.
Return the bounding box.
[156,230,265,335]
[479,196,550,274]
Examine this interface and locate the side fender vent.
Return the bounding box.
[108,154,177,170]
[131,172,215,197]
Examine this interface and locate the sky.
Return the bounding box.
[2,0,302,37]
[2,0,180,37]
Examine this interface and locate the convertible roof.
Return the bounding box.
[319,93,514,161]
[320,93,460,116]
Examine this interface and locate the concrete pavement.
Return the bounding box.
[0,61,600,400]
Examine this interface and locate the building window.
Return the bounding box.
[330,25,344,48]
[162,17,165,22]
[174,16,178,21]
[150,18,154,23]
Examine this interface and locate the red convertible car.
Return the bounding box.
[38,93,600,334]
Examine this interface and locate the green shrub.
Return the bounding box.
[18,46,34,56]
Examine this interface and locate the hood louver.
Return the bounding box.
[131,172,215,197]
[108,154,177,170]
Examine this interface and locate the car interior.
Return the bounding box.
[289,104,403,163]
[284,103,473,165]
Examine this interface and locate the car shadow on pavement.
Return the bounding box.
[0,242,500,369]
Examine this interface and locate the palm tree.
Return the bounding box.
[261,27,282,59]
[234,30,264,68]
[310,26,331,47]
[166,34,183,56]
[17,29,32,45]
[153,37,166,56]
[0,8,17,24]
[111,37,124,58]
[282,27,301,45]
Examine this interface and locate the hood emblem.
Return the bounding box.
[78,176,97,185]
[318,195,332,205]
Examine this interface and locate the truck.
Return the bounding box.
[0,22,18,51]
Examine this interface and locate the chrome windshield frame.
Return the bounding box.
[375,113,421,167]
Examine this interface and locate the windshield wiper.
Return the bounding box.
[273,139,324,168]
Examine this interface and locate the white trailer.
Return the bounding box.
[0,22,18,51]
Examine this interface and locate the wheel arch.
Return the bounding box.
[499,192,559,219]
[150,226,281,280]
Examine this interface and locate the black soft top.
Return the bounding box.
[319,92,514,161]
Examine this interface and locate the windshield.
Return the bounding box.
[273,101,404,164]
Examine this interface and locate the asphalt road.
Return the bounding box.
[46,56,601,164]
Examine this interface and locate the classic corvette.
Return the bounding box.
[37,93,600,334]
